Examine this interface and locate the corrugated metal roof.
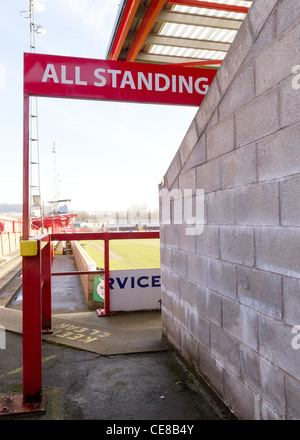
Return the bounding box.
[106,0,253,68]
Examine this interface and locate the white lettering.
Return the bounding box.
[107,69,122,88]
[42,64,59,83]
[195,77,209,95]
[120,71,136,89]
[39,61,213,102]
[155,73,170,92]
[172,74,177,92]
[61,65,73,84]
[137,72,152,90]
[179,75,193,94]
[291,325,300,349]
[75,66,87,85]
[292,65,300,90]
[94,68,106,87]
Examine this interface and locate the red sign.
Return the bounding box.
[24,53,217,106]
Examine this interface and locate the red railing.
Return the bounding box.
[21,230,159,405]
[0,216,22,233]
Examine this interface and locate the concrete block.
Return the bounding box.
[194,79,221,136]
[221,143,256,189]
[257,124,300,181]
[235,88,280,147]
[237,266,283,319]
[219,62,255,121]
[161,288,173,315]
[172,249,188,278]
[164,314,181,351]
[255,227,300,278]
[224,370,258,420]
[255,20,300,96]
[188,308,210,349]
[247,0,277,39]
[280,176,300,227]
[196,225,220,259]
[236,181,279,226]
[286,375,300,420]
[206,108,218,129]
[178,225,196,254]
[179,119,199,165]
[206,115,235,160]
[198,345,224,396]
[211,323,240,376]
[161,306,167,335]
[180,327,199,369]
[283,277,300,326]
[196,158,221,194]
[258,315,300,381]
[208,258,236,299]
[196,285,207,317]
[162,266,180,297]
[216,18,254,97]
[276,0,300,36]
[179,276,197,309]
[182,134,206,172]
[240,346,286,417]
[222,298,258,350]
[220,226,255,267]
[207,189,235,225]
[173,296,189,331]
[242,8,276,67]
[163,225,178,249]
[160,245,172,269]
[280,75,300,129]
[164,150,181,189]
[260,401,284,420]
[205,289,222,326]
[178,167,196,192]
[187,252,207,287]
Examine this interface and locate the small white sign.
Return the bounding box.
[94,268,161,312]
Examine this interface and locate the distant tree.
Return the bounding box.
[127,203,148,222]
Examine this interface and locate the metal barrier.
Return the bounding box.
[20,230,159,407]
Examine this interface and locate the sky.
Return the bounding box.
[0,0,197,213]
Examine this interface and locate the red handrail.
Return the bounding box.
[21,230,160,406]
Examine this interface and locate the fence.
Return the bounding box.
[20,230,159,406]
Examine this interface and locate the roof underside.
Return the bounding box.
[106,0,253,69]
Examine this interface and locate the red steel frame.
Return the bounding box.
[21,112,160,406]
[21,229,159,406]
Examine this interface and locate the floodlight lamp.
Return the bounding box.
[32,1,46,12]
[34,24,46,34]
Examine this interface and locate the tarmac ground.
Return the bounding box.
[0,252,236,422]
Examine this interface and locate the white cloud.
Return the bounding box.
[63,0,120,45]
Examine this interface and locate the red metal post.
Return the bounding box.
[109,0,140,60]
[104,235,110,315]
[42,238,53,333]
[22,241,43,404]
[23,94,30,241]
[126,0,166,62]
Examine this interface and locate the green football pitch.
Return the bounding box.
[80,239,160,270]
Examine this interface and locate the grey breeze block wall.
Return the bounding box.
[159,0,300,420]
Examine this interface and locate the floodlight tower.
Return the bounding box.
[28,0,46,228]
[51,139,59,215]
